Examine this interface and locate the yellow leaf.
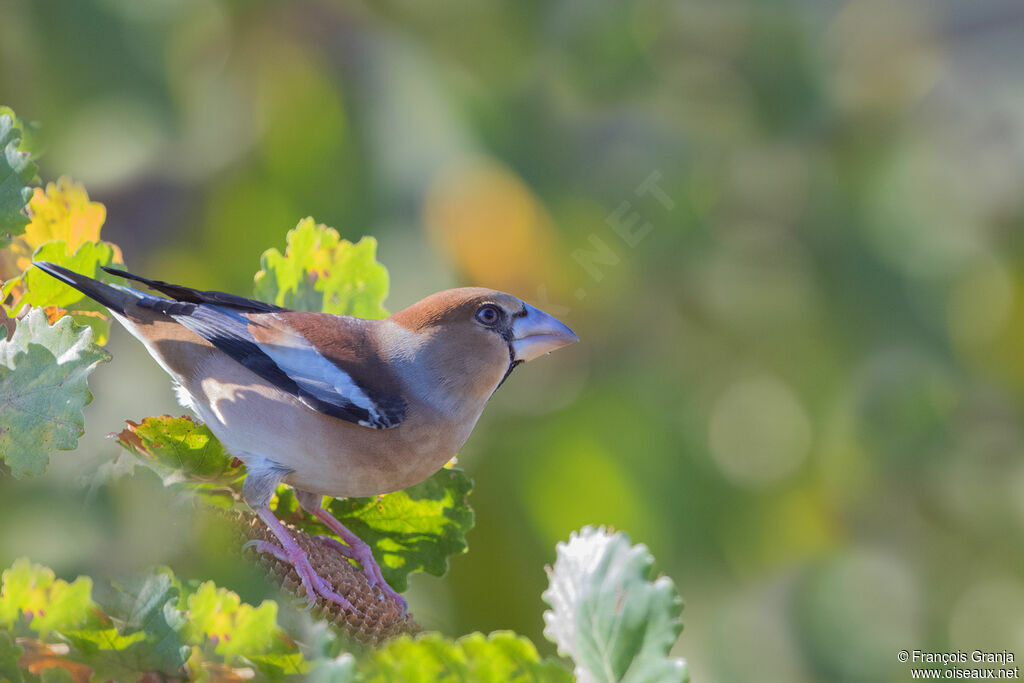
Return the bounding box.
[19,177,109,269]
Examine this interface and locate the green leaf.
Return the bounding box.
[60,626,150,682]
[114,415,246,507]
[95,571,191,673]
[39,667,74,683]
[0,559,95,637]
[0,308,110,477]
[0,107,42,160]
[254,217,390,318]
[12,239,123,344]
[0,559,317,681]
[275,467,475,592]
[183,580,306,678]
[458,632,574,683]
[542,526,688,683]
[247,650,309,678]
[0,631,27,683]
[0,111,37,246]
[360,631,572,682]
[18,240,120,308]
[184,582,279,657]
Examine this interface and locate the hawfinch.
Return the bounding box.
[33,261,578,610]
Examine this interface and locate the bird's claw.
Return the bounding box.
[314,534,407,612]
[313,534,359,562]
[244,539,354,612]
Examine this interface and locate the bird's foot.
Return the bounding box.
[243,539,355,612]
[314,534,407,612]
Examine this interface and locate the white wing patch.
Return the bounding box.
[253,319,384,428]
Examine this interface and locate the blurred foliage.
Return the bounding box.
[0,558,304,680]
[354,631,572,683]
[0,559,94,637]
[0,531,670,680]
[2,0,1024,680]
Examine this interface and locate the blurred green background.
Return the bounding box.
[4,1,1024,680]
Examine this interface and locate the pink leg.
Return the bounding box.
[306,505,407,611]
[244,504,355,612]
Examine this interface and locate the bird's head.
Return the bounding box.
[388,287,578,405]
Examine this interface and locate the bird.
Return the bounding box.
[32,261,578,611]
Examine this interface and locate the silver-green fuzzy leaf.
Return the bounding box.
[0,308,110,476]
[542,526,688,683]
[307,654,357,683]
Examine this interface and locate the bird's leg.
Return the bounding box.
[244,504,355,612]
[240,462,354,611]
[296,490,407,611]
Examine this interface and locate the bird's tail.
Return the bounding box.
[32,261,139,315]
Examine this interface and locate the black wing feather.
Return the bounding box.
[102,266,285,313]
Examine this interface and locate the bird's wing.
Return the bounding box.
[135,294,406,429]
[36,263,405,428]
[248,312,408,430]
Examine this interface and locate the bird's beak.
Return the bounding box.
[511,303,579,362]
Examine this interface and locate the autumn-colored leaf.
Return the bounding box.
[17,640,93,683]
[2,178,123,343]
[0,559,96,636]
[21,178,109,257]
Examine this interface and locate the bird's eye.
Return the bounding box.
[475,304,501,325]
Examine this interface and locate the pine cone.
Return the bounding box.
[238,515,419,646]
